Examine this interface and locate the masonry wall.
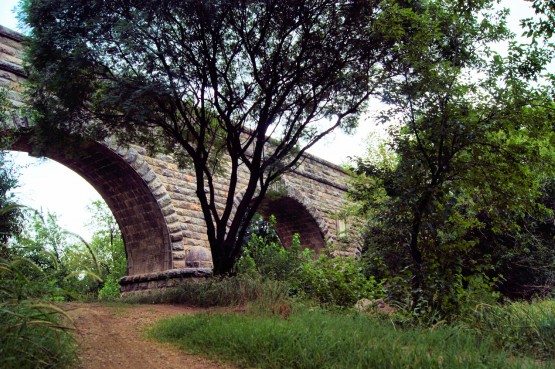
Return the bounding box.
[0,25,25,110]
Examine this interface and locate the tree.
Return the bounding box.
[85,200,126,280]
[84,200,126,299]
[0,153,23,255]
[11,211,82,295]
[22,0,410,273]
[0,89,24,255]
[522,0,555,39]
[11,202,126,299]
[350,1,555,315]
[469,178,555,299]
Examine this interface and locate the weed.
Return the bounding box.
[123,274,289,308]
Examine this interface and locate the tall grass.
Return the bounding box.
[147,305,551,369]
[473,299,555,360]
[123,274,289,308]
[0,257,77,369]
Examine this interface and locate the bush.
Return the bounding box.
[295,254,385,307]
[236,215,385,307]
[98,274,121,301]
[236,216,309,281]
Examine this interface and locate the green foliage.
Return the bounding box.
[236,215,384,307]
[473,299,555,360]
[295,254,385,307]
[10,200,126,300]
[0,152,23,254]
[0,257,77,369]
[98,274,121,301]
[85,200,126,299]
[10,211,82,299]
[236,215,309,281]
[0,87,9,124]
[475,178,555,299]
[11,211,107,299]
[521,0,555,39]
[147,305,549,369]
[350,0,555,319]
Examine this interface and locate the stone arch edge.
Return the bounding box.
[2,130,212,293]
[108,144,217,293]
[231,177,331,246]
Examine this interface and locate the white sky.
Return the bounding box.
[0,0,543,239]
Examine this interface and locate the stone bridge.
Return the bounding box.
[0,25,354,293]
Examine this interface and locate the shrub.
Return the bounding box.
[295,254,385,307]
[236,216,309,281]
[98,274,121,301]
[236,215,385,307]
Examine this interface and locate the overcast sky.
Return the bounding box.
[0,0,544,239]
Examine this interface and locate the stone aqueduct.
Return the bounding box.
[0,26,354,293]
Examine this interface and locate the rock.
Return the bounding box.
[355,298,394,314]
[185,246,213,268]
[355,298,373,312]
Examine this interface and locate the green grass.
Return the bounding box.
[0,302,77,369]
[473,299,555,360]
[147,305,552,369]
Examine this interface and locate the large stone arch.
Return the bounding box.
[10,132,176,276]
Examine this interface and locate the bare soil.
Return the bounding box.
[63,302,235,369]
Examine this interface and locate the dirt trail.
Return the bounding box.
[63,302,235,369]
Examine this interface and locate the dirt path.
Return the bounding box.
[63,302,235,369]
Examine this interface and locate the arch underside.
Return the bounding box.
[257,196,326,251]
[11,133,172,276]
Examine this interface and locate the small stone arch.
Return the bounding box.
[235,178,329,251]
[9,132,176,276]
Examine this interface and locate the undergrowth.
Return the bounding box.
[0,257,77,369]
[147,305,552,369]
[473,299,555,360]
[122,274,289,308]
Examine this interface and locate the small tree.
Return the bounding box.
[12,211,83,295]
[0,90,23,255]
[85,200,126,299]
[85,200,126,279]
[12,202,126,299]
[0,153,23,254]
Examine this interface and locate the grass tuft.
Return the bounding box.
[0,258,77,369]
